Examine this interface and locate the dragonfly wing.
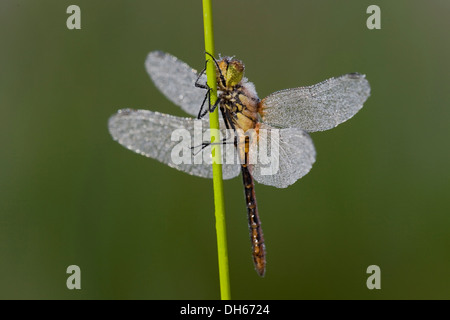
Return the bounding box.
[108,109,240,180]
[145,51,207,118]
[260,73,370,132]
[251,124,316,188]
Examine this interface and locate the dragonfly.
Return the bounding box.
[108,51,370,277]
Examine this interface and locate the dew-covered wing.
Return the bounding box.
[260,73,370,132]
[145,51,207,118]
[250,124,316,188]
[108,109,240,179]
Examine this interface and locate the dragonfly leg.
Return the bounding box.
[194,58,209,89]
[197,92,222,119]
[190,110,235,156]
[197,53,228,118]
[197,88,210,119]
[195,60,211,119]
[195,57,221,119]
[208,96,221,113]
[205,52,226,88]
[189,138,235,156]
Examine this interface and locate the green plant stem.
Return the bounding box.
[202,0,231,300]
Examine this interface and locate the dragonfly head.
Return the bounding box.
[217,57,245,88]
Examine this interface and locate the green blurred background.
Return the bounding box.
[1,0,449,299]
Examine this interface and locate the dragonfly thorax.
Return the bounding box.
[216,57,260,132]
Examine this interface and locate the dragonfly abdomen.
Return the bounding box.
[241,162,266,277]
